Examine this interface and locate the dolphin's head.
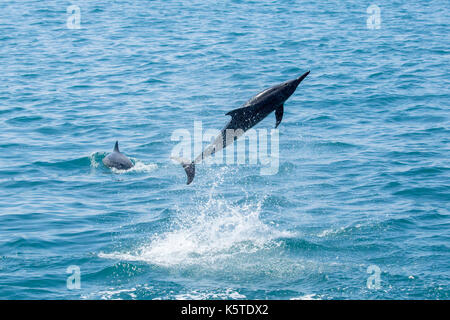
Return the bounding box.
[279,71,310,100]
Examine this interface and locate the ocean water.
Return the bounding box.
[0,0,449,300]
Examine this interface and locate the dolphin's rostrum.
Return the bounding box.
[176,71,310,184]
[103,141,134,170]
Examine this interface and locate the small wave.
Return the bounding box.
[313,141,360,150]
[83,285,246,300]
[0,107,24,115]
[318,226,350,238]
[5,115,44,125]
[33,157,92,170]
[394,187,447,199]
[174,289,246,300]
[290,294,322,300]
[83,287,139,300]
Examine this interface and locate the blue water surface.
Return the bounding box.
[0,0,449,299]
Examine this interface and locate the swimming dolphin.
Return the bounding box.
[176,71,310,184]
[103,141,134,170]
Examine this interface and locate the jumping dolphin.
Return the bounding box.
[176,71,310,184]
[103,141,134,170]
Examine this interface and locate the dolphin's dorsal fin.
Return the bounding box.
[114,141,120,152]
[275,104,284,128]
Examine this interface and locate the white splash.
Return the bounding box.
[110,159,157,174]
[175,289,246,300]
[290,293,322,300]
[89,152,101,168]
[82,286,142,300]
[99,195,294,271]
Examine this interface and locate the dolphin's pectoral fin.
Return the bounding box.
[275,104,284,128]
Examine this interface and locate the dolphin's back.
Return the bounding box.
[103,141,134,170]
[103,152,133,170]
[245,84,281,107]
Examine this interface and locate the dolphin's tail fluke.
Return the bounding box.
[183,162,195,185]
[172,157,195,185]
